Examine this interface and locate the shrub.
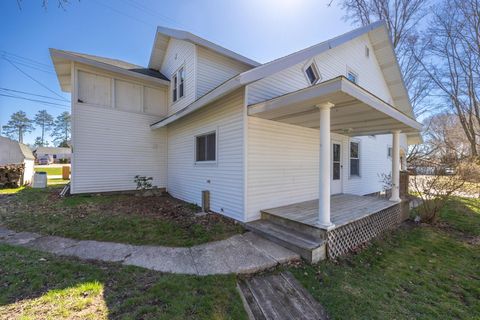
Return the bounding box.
[134,175,153,191]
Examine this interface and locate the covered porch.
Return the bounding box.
[246,76,421,261]
[248,76,422,230]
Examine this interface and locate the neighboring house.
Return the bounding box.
[0,136,35,185]
[34,147,72,164]
[51,21,423,261]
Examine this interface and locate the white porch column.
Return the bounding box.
[317,102,335,229]
[390,130,401,202]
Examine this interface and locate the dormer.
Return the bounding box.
[148,26,259,115]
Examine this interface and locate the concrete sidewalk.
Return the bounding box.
[0,226,299,275]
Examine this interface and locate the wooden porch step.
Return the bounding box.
[246,220,326,263]
[261,210,327,241]
[238,271,330,320]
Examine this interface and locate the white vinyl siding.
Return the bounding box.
[160,39,196,115]
[143,86,167,116]
[115,80,142,113]
[167,90,244,221]
[245,117,407,221]
[196,46,251,97]
[71,65,168,194]
[247,34,394,107]
[77,71,111,106]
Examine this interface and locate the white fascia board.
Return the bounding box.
[150,76,243,129]
[340,79,422,131]
[248,77,422,132]
[151,26,261,68]
[50,49,170,86]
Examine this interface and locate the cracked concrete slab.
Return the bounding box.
[242,232,300,264]
[61,240,136,262]
[190,238,236,275]
[0,231,42,245]
[123,246,197,274]
[24,236,79,254]
[0,225,298,275]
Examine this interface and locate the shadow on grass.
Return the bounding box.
[0,243,246,319]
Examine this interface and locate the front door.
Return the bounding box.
[331,141,342,194]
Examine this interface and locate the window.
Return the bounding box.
[172,66,185,103]
[195,132,216,162]
[305,63,320,85]
[387,146,392,158]
[347,70,358,84]
[350,141,360,177]
[365,45,370,58]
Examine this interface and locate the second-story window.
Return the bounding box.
[172,66,185,103]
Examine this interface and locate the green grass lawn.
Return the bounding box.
[0,244,247,319]
[289,197,480,319]
[34,166,65,175]
[0,186,244,247]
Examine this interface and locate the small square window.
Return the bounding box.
[305,63,320,85]
[347,70,358,84]
[196,132,216,162]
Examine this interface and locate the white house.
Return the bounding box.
[51,21,422,261]
[34,146,72,163]
[0,136,35,185]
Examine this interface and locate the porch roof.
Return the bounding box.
[248,76,422,137]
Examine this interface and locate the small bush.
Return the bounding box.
[134,175,153,191]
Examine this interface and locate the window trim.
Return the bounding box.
[349,139,361,178]
[171,64,185,104]
[303,61,321,85]
[194,130,217,165]
[346,67,359,84]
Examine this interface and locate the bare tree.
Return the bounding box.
[16,0,73,10]
[418,0,480,158]
[338,0,433,116]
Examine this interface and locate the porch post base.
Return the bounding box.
[316,222,336,231]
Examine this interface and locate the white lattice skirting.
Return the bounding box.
[327,204,402,259]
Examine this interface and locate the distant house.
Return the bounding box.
[34,147,72,164]
[0,136,35,185]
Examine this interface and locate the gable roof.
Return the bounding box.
[51,49,170,92]
[148,26,261,70]
[0,136,34,164]
[152,21,415,129]
[34,146,71,155]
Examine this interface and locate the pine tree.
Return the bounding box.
[34,110,54,146]
[1,111,34,143]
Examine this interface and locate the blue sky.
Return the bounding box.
[0,0,351,145]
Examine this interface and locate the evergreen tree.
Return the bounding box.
[34,109,54,146]
[52,111,71,146]
[1,111,34,143]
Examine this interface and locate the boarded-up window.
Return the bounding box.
[115,80,142,113]
[144,87,167,116]
[78,71,111,106]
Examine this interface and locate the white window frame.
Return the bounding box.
[346,67,359,84]
[303,60,321,85]
[349,139,361,178]
[194,130,217,165]
[171,65,185,104]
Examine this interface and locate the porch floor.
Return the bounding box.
[262,194,397,229]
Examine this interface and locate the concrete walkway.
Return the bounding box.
[0,226,299,275]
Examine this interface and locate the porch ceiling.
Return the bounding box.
[247,76,422,136]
